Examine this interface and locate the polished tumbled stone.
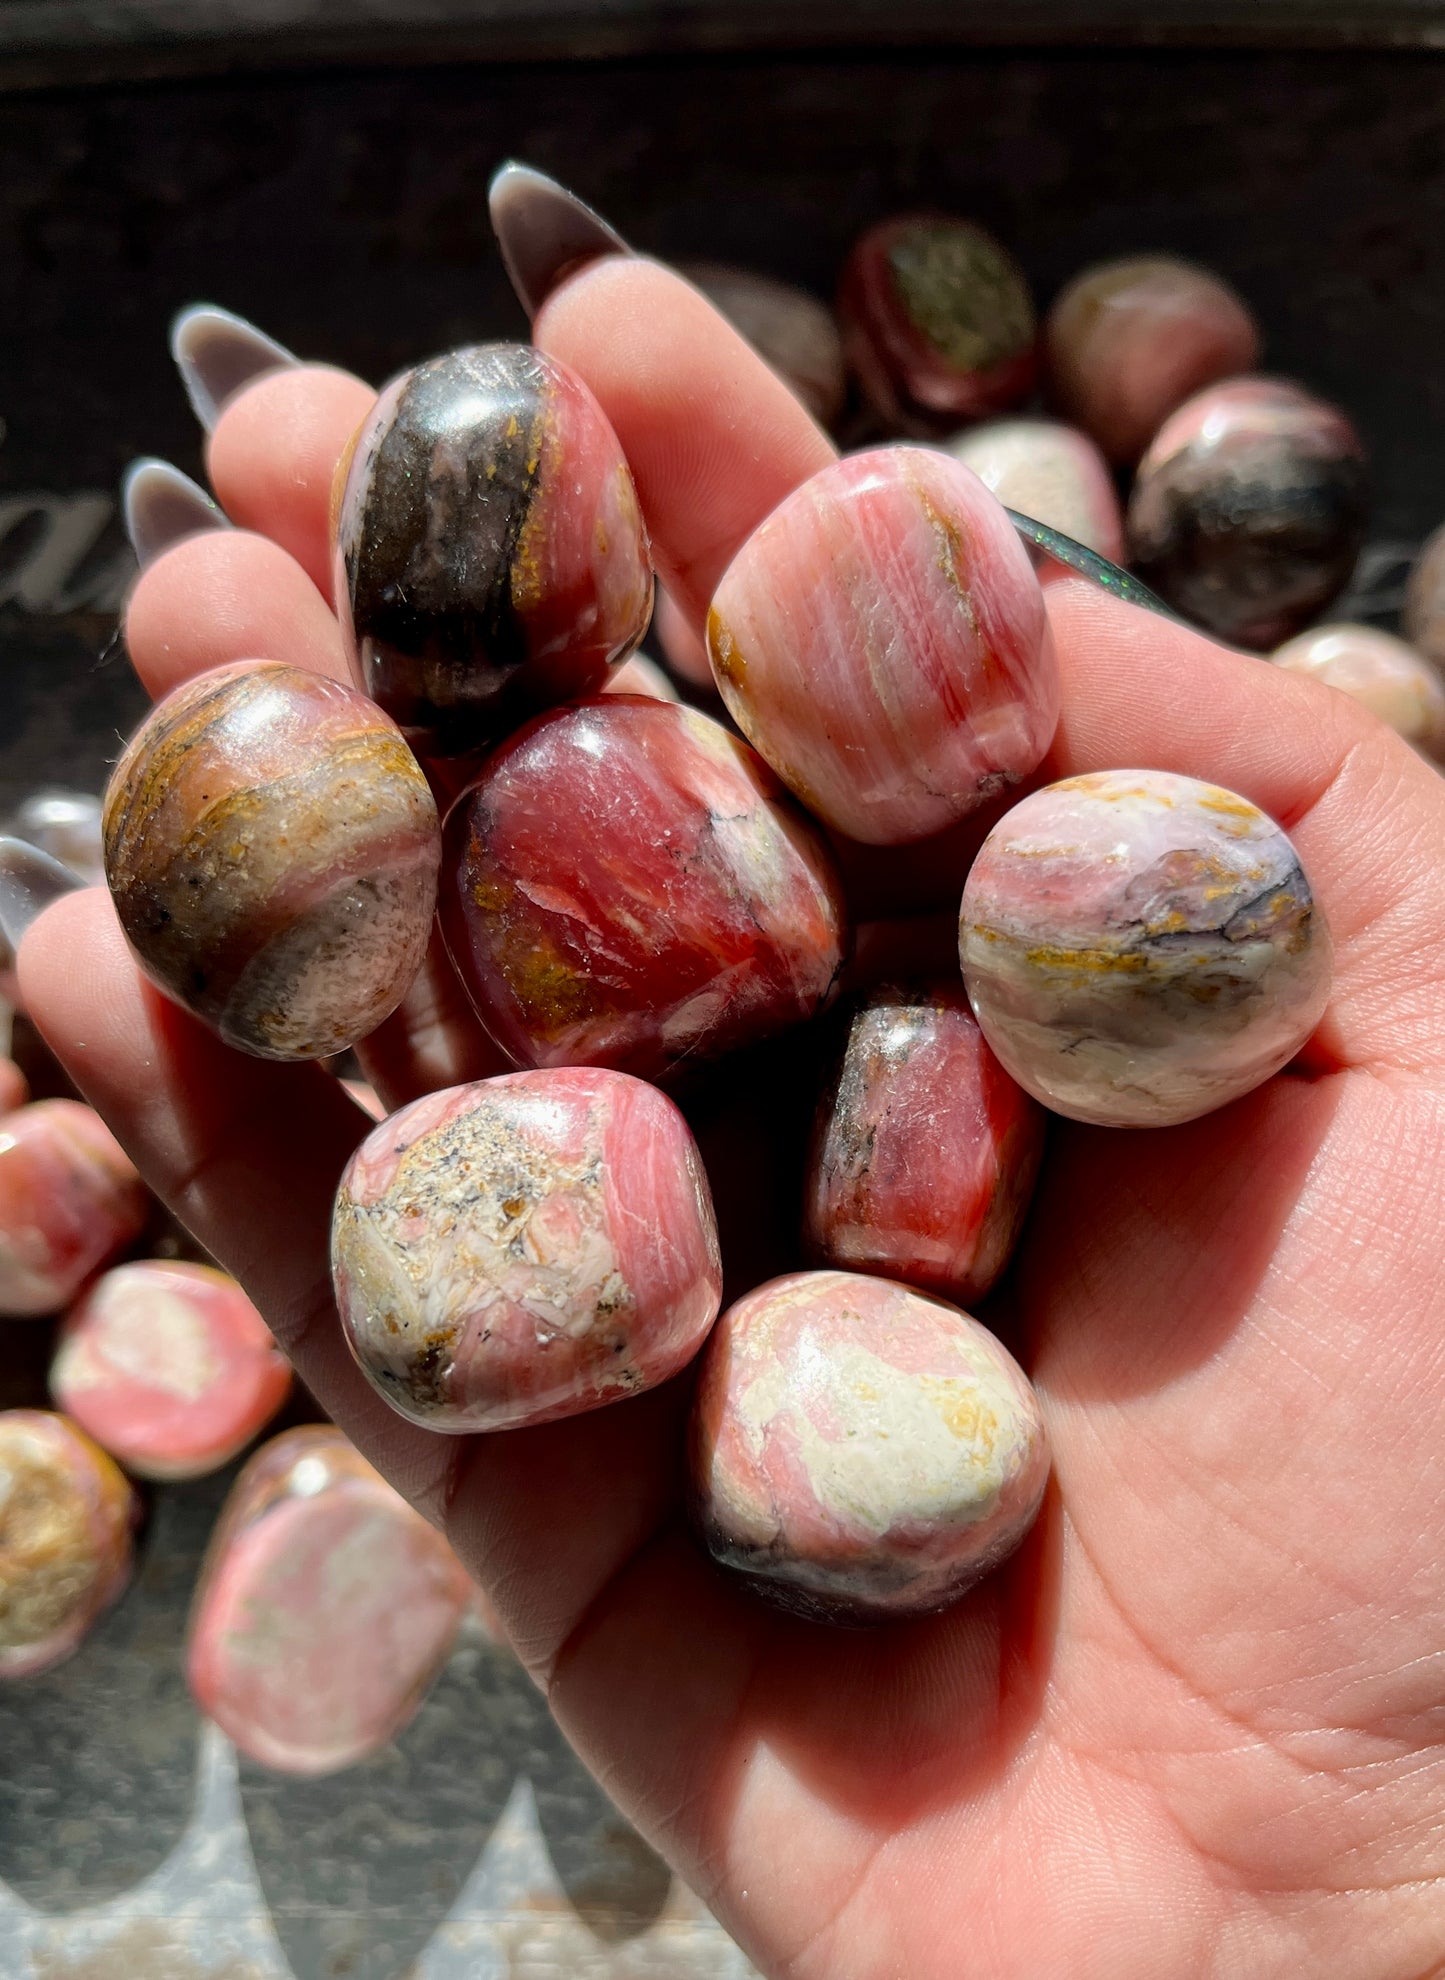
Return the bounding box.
[103,660,440,1061]
[333,1067,722,1432]
[1044,255,1261,464]
[691,1269,1049,1624]
[0,1101,149,1318]
[1273,622,1445,763]
[334,342,653,756]
[187,1426,472,1774]
[805,981,1044,1305]
[1126,378,1368,649]
[52,1261,292,1481]
[839,214,1037,434]
[0,1410,137,1678]
[441,697,846,1080]
[960,770,1332,1127]
[707,446,1056,845]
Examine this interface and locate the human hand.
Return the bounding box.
[14,212,1445,1979]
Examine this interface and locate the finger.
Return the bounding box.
[535,257,836,627]
[17,890,459,1512]
[124,529,350,698]
[355,925,511,1116]
[206,365,376,600]
[1042,578,1445,1074]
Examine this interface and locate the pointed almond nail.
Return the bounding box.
[0,839,87,957]
[170,304,297,432]
[122,459,230,568]
[488,162,629,320]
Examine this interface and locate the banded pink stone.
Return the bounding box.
[332,1068,723,1432]
[0,1101,149,1318]
[187,1427,471,1774]
[691,1270,1049,1624]
[804,982,1044,1305]
[707,447,1057,845]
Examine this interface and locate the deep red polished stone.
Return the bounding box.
[804,982,1045,1305]
[440,697,848,1081]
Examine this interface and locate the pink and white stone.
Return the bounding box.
[1044,255,1262,463]
[332,1068,723,1432]
[959,770,1332,1127]
[440,698,847,1081]
[945,419,1123,562]
[804,982,1045,1305]
[0,1411,137,1678]
[707,447,1057,845]
[1125,378,1368,648]
[0,1101,150,1317]
[51,1261,292,1480]
[690,1270,1049,1623]
[1272,623,1445,763]
[187,1427,471,1774]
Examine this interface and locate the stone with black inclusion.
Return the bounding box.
[333,343,653,757]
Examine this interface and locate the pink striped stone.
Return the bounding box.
[187,1427,471,1774]
[707,447,1056,845]
[332,1068,722,1432]
[804,982,1044,1305]
[691,1270,1049,1623]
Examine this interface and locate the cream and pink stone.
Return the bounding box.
[690,1270,1049,1623]
[960,769,1332,1128]
[332,1067,722,1432]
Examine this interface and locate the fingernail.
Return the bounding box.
[1004,509,1176,620]
[488,162,629,319]
[122,458,230,567]
[0,839,87,957]
[170,304,297,432]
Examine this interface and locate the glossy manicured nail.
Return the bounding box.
[0,839,87,956]
[1005,509,1176,619]
[122,458,229,567]
[488,162,629,319]
[169,304,297,432]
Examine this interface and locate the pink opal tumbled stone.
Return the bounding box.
[946,418,1124,562]
[804,983,1044,1305]
[0,1411,137,1678]
[960,770,1332,1127]
[1125,378,1368,648]
[839,215,1037,434]
[707,447,1056,845]
[187,1427,471,1774]
[1272,623,1445,763]
[334,343,653,757]
[51,1261,292,1481]
[691,1270,1049,1624]
[332,1068,723,1432]
[440,698,846,1080]
[1044,255,1262,464]
[0,1101,149,1317]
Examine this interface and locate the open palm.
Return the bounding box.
[19,253,1445,1979]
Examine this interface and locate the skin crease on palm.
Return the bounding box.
[18,256,1445,1979]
